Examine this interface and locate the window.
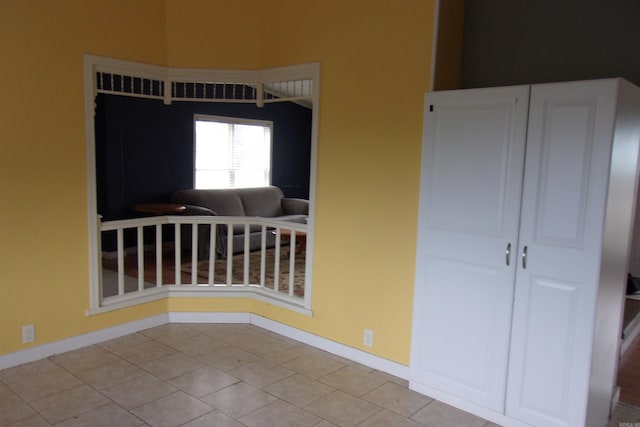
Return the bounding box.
[194,115,272,189]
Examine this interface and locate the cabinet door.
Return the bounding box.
[410,86,529,411]
[506,80,618,427]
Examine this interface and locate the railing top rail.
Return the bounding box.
[100,215,308,232]
[100,216,169,231]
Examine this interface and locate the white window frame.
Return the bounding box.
[83,55,319,313]
[193,114,273,190]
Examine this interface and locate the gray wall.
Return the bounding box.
[461,1,640,88]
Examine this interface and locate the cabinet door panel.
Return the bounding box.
[417,257,504,392]
[533,99,596,246]
[511,276,579,420]
[411,86,529,411]
[427,103,516,235]
[506,80,618,427]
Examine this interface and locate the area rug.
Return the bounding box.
[181,246,306,297]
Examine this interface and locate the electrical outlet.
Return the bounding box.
[363,329,374,347]
[22,325,35,344]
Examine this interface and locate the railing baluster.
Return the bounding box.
[243,224,250,285]
[274,228,281,292]
[260,225,267,288]
[137,226,144,291]
[117,228,125,295]
[208,224,216,286]
[191,223,199,285]
[174,224,181,285]
[226,224,233,285]
[289,230,296,296]
[155,224,163,287]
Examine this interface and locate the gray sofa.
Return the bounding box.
[171,186,308,258]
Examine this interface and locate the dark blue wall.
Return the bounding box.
[95,94,312,221]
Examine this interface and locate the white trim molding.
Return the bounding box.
[0,314,408,382]
[0,314,169,370]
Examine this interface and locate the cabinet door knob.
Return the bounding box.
[506,243,512,266]
[522,246,528,269]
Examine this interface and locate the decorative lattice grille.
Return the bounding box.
[96,72,165,100]
[171,82,259,103]
[95,70,312,105]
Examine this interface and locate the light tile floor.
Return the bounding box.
[0,323,638,427]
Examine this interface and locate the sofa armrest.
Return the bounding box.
[181,205,217,216]
[282,198,309,216]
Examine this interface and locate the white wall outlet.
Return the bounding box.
[22,324,35,344]
[363,329,374,347]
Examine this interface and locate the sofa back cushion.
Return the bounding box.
[171,189,245,216]
[237,186,284,217]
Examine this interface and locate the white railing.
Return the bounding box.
[98,215,309,312]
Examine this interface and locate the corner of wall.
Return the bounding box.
[432,0,464,91]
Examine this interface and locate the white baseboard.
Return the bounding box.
[1,312,409,382]
[611,386,621,409]
[170,312,409,380]
[0,314,169,370]
[409,381,531,427]
[251,314,409,379]
[168,312,251,324]
[622,303,640,355]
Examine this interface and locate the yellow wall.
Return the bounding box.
[0,0,169,353]
[0,0,437,366]
[165,0,263,69]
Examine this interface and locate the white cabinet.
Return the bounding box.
[410,79,640,427]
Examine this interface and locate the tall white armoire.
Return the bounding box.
[410,79,640,427]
